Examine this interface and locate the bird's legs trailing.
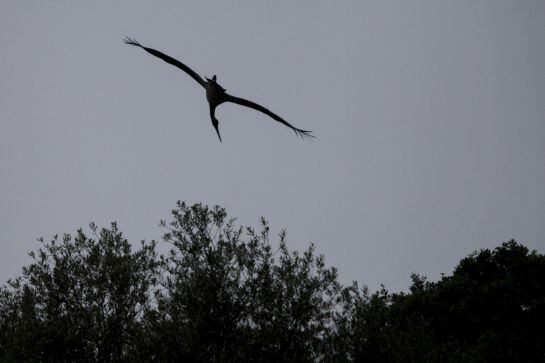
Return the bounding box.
[209,106,222,143]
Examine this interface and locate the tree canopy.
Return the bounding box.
[1,201,543,362]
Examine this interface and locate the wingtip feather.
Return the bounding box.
[123,36,142,47]
[294,128,315,140]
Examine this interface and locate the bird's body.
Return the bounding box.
[123,37,314,142]
[205,78,225,107]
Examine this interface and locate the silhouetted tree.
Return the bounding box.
[147,201,345,362]
[330,240,545,362]
[0,223,161,361]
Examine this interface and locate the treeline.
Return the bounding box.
[0,201,543,362]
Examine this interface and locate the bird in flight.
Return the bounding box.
[123,37,314,142]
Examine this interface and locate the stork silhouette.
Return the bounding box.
[123,37,314,142]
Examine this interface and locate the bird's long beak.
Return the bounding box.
[214,125,222,143]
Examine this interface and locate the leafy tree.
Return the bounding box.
[426,240,545,361]
[334,240,545,362]
[149,201,346,362]
[0,223,161,362]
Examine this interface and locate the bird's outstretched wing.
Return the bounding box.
[224,94,314,139]
[123,37,206,88]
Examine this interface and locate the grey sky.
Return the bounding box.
[1,1,544,292]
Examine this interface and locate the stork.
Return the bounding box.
[123,37,314,142]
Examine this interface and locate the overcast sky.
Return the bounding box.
[1,1,544,292]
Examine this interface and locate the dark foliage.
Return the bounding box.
[1,201,544,362]
[329,240,545,362]
[143,202,344,362]
[0,223,160,361]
